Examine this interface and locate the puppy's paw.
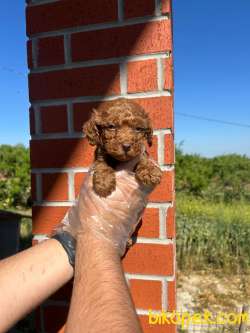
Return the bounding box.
[136,163,162,187]
[93,169,116,197]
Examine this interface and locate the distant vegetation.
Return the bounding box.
[0,144,30,210]
[175,146,250,203]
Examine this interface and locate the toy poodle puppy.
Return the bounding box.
[83,98,162,197]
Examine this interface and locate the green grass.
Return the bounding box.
[176,194,250,273]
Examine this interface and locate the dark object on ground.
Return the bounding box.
[0,210,22,260]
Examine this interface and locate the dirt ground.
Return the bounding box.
[177,270,250,313]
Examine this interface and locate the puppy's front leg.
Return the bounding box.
[93,161,116,197]
[135,156,162,187]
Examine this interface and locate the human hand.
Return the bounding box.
[56,163,153,256]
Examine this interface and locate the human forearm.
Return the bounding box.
[0,239,73,333]
[66,233,142,333]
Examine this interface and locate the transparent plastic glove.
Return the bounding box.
[56,163,153,257]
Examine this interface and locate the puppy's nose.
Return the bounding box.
[122,143,131,152]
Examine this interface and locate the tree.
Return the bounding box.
[175,145,250,203]
[0,144,30,209]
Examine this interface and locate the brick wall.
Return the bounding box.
[26,0,175,332]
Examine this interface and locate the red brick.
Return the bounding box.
[27,0,176,323]
[26,0,118,35]
[37,36,65,67]
[42,173,68,201]
[149,171,174,202]
[43,306,68,332]
[163,58,173,90]
[162,0,172,14]
[124,0,155,19]
[122,243,173,275]
[71,20,172,62]
[27,40,33,69]
[31,173,36,201]
[32,206,68,235]
[73,102,100,132]
[29,65,120,100]
[133,97,173,130]
[130,279,162,310]
[166,206,175,239]
[40,105,68,133]
[165,133,174,164]
[139,315,176,333]
[74,172,88,198]
[127,59,158,93]
[138,208,159,238]
[29,107,35,134]
[30,139,94,168]
[168,280,176,311]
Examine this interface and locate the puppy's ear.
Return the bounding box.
[83,109,100,146]
[146,126,153,147]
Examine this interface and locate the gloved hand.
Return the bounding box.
[56,163,153,257]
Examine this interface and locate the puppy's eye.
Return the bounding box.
[106,124,116,130]
[135,127,145,132]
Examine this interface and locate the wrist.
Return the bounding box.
[74,232,121,285]
[48,238,74,278]
[77,231,120,259]
[52,231,76,269]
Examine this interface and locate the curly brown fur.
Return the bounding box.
[135,155,162,186]
[83,98,162,197]
[92,161,116,197]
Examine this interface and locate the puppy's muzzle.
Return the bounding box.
[122,143,131,152]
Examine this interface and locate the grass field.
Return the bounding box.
[176,194,250,273]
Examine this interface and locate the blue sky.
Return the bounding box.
[0,1,249,157]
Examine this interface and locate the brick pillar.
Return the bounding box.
[26,0,175,332]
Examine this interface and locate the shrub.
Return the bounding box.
[0,144,30,209]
